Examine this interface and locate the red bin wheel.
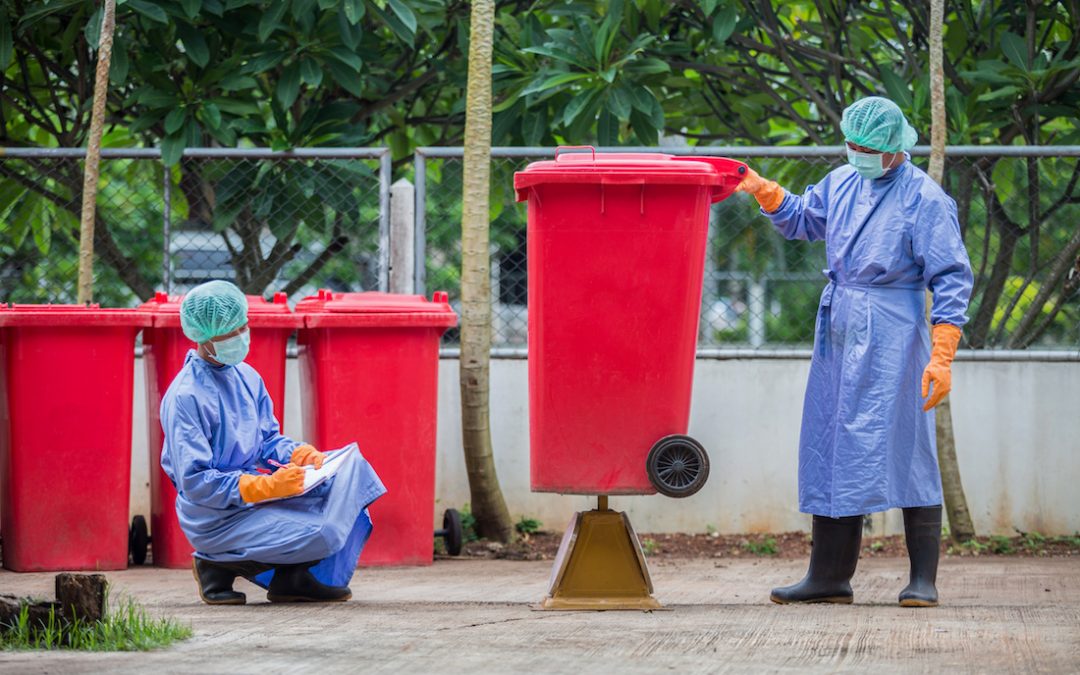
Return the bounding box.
[646,435,710,498]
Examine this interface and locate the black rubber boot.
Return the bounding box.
[267,562,352,603]
[899,505,942,607]
[771,515,863,604]
[192,558,272,605]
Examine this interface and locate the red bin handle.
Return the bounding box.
[554,145,596,162]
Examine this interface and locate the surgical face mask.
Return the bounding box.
[208,329,250,366]
[846,146,886,180]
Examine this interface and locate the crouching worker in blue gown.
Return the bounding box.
[160,280,386,605]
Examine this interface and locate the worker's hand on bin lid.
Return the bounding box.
[291,444,326,469]
[238,465,305,503]
[734,167,785,213]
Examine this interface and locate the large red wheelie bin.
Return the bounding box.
[135,291,301,567]
[515,150,747,499]
[0,305,150,571]
[294,290,457,566]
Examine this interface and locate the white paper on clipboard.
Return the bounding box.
[257,443,355,503]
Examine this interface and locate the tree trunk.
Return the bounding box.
[458,0,513,542]
[75,0,117,304]
[928,0,975,543]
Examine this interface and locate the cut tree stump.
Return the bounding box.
[0,573,108,629]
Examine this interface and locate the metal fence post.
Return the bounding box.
[162,162,172,294]
[413,150,427,296]
[389,178,416,294]
[378,149,392,293]
[749,279,767,348]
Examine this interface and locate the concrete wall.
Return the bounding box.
[128,356,1080,537]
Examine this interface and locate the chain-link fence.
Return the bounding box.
[4,146,1078,353]
[417,146,1080,353]
[1,148,390,306]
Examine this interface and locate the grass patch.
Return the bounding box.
[515,517,542,536]
[640,538,659,556]
[741,537,779,556]
[0,599,191,652]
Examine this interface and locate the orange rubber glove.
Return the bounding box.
[290,444,326,469]
[238,465,305,503]
[734,167,785,213]
[922,323,962,411]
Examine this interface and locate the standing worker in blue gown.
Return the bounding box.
[735,97,973,607]
[161,280,386,605]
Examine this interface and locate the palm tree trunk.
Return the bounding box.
[928,0,975,542]
[76,0,117,304]
[459,0,513,542]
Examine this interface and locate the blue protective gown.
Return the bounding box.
[160,351,386,586]
[766,157,973,518]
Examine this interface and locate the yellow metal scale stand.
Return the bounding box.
[540,496,662,611]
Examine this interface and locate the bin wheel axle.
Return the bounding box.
[434,508,464,556]
[129,515,150,566]
[646,435,710,498]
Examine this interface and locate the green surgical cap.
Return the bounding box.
[180,280,249,344]
[840,96,918,153]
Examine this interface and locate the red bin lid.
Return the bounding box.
[514,147,747,203]
[139,290,301,329]
[295,290,458,329]
[0,304,153,327]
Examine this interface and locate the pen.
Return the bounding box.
[267,459,314,470]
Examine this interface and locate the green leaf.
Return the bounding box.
[1000,31,1029,71]
[387,0,417,33]
[109,37,129,84]
[0,10,11,70]
[17,0,83,26]
[338,10,362,49]
[243,50,285,74]
[164,108,187,134]
[300,57,322,87]
[181,0,202,19]
[624,57,670,75]
[128,0,169,23]
[84,7,103,49]
[201,102,222,130]
[976,85,1023,102]
[219,72,258,91]
[627,86,655,113]
[161,134,186,166]
[608,86,631,119]
[32,212,51,255]
[522,107,546,145]
[562,89,599,127]
[702,0,720,15]
[207,97,261,115]
[258,0,288,42]
[177,23,210,67]
[318,0,337,9]
[712,4,737,44]
[326,60,364,97]
[343,0,364,25]
[630,109,658,145]
[522,72,589,95]
[880,67,912,109]
[370,1,415,45]
[276,61,301,107]
[135,87,179,107]
[8,191,34,249]
[597,108,618,145]
[329,47,363,72]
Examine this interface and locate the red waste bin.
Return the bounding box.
[0,305,150,571]
[515,150,746,498]
[137,291,301,568]
[295,290,456,566]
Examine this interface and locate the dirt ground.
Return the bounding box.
[2,555,1078,674]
